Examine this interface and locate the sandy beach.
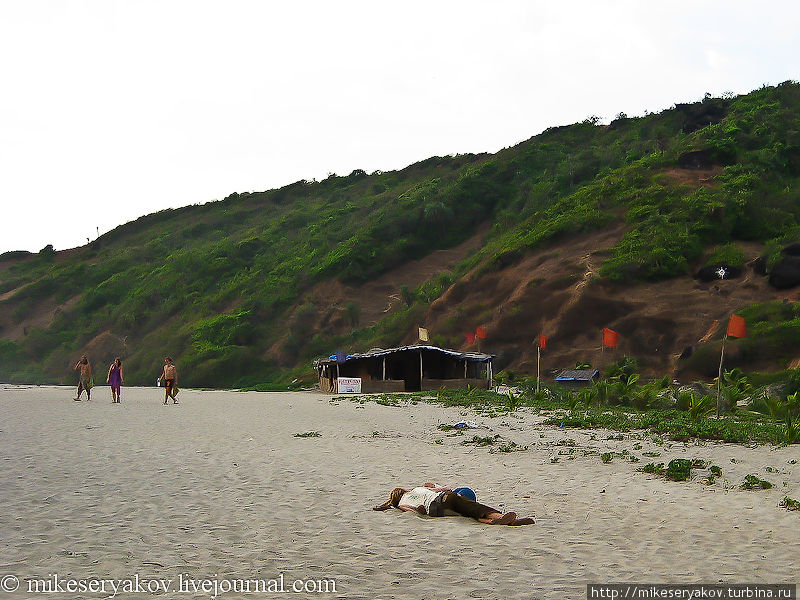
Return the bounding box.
[0,385,798,600]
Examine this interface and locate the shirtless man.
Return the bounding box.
[73,355,93,401]
[158,357,178,404]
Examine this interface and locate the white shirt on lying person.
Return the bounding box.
[397,485,450,515]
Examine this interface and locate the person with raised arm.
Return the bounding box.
[157,357,179,404]
[73,355,93,401]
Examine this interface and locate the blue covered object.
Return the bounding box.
[453,487,476,502]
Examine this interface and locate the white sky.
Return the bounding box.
[1,1,798,253]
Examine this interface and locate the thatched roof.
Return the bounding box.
[315,344,493,367]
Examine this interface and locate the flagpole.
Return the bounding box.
[536,344,541,395]
[716,334,727,418]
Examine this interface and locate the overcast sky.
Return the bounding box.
[1,1,798,254]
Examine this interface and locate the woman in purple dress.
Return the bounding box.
[107,357,124,403]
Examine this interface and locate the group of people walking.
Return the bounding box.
[73,355,179,404]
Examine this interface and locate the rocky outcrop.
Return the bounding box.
[750,256,768,276]
[675,99,728,133]
[782,242,800,256]
[768,256,800,289]
[678,150,715,170]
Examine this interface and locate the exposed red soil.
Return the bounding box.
[658,165,723,187]
[412,229,791,380]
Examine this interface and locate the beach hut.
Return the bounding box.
[314,345,495,393]
[554,369,600,388]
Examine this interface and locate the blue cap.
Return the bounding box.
[453,487,476,502]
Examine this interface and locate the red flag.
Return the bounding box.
[726,314,746,338]
[538,334,547,349]
[475,326,486,339]
[466,332,476,344]
[602,327,619,348]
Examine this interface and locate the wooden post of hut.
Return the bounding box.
[536,334,547,394]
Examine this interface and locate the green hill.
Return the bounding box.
[3,81,800,387]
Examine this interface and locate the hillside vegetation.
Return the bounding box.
[2,82,800,388]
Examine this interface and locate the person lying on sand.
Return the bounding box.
[373,482,534,526]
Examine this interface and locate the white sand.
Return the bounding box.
[0,385,798,600]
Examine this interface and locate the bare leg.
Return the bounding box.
[478,511,517,525]
[74,383,84,401]
[478,510,503,523]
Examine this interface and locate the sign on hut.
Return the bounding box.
[314,345,495,393]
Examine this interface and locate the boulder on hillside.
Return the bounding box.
[677,150,715,170]
[768,256,800,289]
[675,100,728,133]
[782,242,800,256]
[695,264,742,282]
[749,256,768,276]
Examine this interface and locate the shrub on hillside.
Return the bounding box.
[704,243,746,268]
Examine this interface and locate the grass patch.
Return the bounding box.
[359,384,792,446]
[497,441,528,453]
[637,458,703,481]
[666,459,693,481]
[462,435,499,447]
[546,409,788,445]
[239,383,293,392]
[780,496,800,511]
[639,462,665,475]
[741,474,773,490]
